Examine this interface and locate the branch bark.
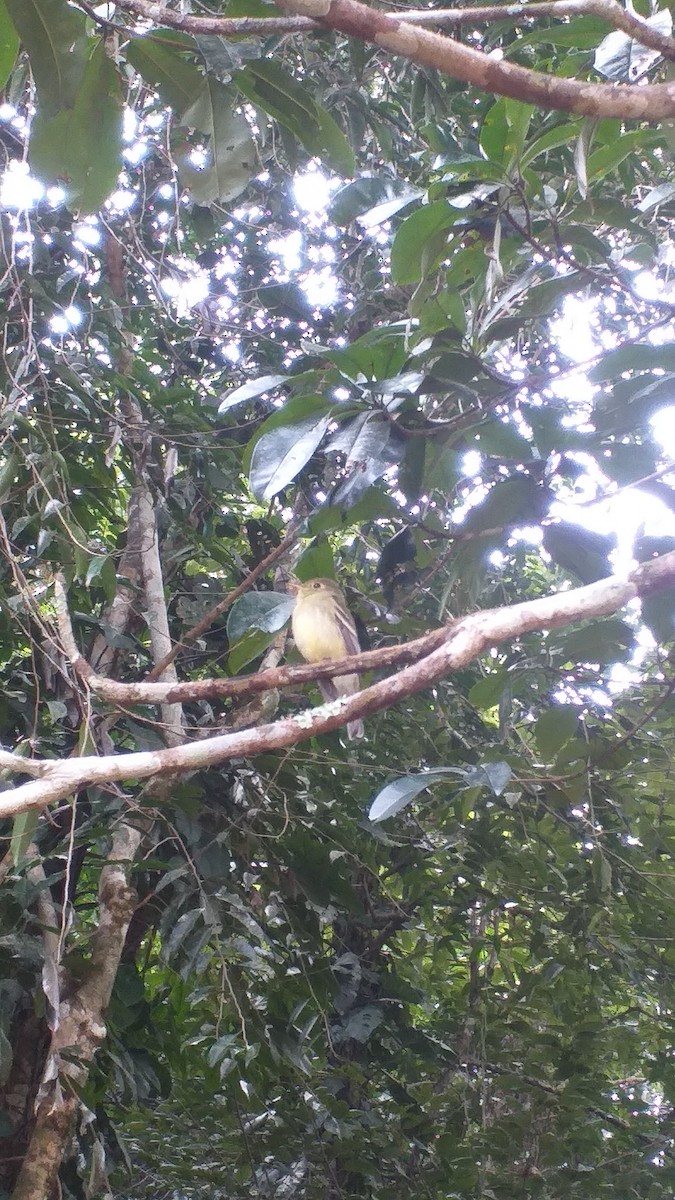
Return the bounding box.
[112,0,675,117]
[273,0,675,117]
[112,0,675,58]
[4,548,675,820]
[9,825,141,1200]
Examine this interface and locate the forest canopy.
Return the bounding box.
[3,0,675,1197]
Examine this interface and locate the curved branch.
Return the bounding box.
[54,572,450,705]
[112,0,675,116]
[274,0,675,117]
[6,548,675,820]
[111,0,675,59]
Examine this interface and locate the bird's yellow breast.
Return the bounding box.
[292,595,347,662]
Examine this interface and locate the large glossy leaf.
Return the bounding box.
[328,415,403,509]
[369,761,512,822]
[195,33,262,80]
[594,10,672,82]
[226,591,294,643]
[29,42,123,212]
[518,270,585,318]
[218,374,288,414]
[588,343,675,383]
[6,0,87,114]
[249,413,330,502]
[0,0,19,90]
[234,60,354,176]
[534,705,579,760]
[391,200,464,285]
[544,522,615,584]
[553,618,635,666]
[520,121,582,169]
[464,475,546,534]
[369,769,464,823]
[480,97,533,170]
[127,35,205,118]
[330,177,421,226]
[587,130,654,182]
[128,38,254,203]
[179,78,255,204]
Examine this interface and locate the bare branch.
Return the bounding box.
[111,0,675,59]
[273,0,675,116]
[6,549,675,820]
[54,571,449,703]
[112,0,675,116]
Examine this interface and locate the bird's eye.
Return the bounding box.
[312,581,322,589]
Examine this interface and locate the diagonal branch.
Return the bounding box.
[3,548,675,820]
[273,0,675,117]
[111,0,675,58]
[112,0,675,117]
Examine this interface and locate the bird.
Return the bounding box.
[291,577,364,740]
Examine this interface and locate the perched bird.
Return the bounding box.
[291,577,364,740]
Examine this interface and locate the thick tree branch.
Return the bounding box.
[5,549,675,820]
[273,0,675,116]
[112,0,675,58]
[9,824,141,1200]
[113,0,675,117]
[132,485,183,741]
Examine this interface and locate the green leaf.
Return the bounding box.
[480,97,533,169]
[515,14,611,49]
[641,588,675,645]
[519,271,585,318]
[391,201,462,285]
[249,413,330,501]
[6,0,87,114]
[554,619,635,666]
[637,181,675,213]
[0,0,19,90]
[128,38,255,203]
[29,41,123,213]
[534,705,579,761]
[369,769,464,823]
[587,130,651,182]
[521,121,582,169]
[544,523,615,585]
[195,32,262,80]
[127,35,205,119]
[336,1006,384,1044]
[227,627,279,674]
[588,342,675,382]
[469,670,510,709]
[10,809,38,866]
[329,177,421,226]
[464,476,546,534]
[592,847,612,896]
[218,374,288,414]
[226,591,294,643]
[594,11,671,82]
[294,542,335,581]
[243,394,333,475]
[329,416,403,510]
[178,78,255,205]
[235,60,354,175]
[463,761,513,796]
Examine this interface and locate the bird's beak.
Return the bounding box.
[286,577,301,596]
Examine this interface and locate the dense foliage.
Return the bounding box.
[3,0,675,1197]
